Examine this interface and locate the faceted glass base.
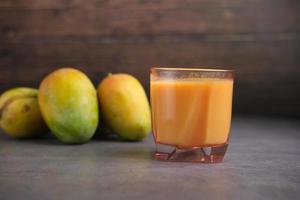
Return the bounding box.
[154,143,228,163]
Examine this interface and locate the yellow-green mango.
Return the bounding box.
[0,87,47,139]
[98,73,151,141]
[39,68,99,144]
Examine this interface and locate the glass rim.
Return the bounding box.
[151,67,234,72]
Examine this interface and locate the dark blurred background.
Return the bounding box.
[0,0,299,117]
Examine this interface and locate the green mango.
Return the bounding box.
[97,73,151,141]
[39,68,99,144]
[0,87,47,139]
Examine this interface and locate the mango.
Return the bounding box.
[0,87,47,139]
[97,73,151,141]
[38,68,99,144]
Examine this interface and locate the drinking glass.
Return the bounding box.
[150,67,234,163]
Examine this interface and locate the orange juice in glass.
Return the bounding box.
[150,67,234,163]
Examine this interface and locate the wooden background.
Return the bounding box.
[0,0,300,117]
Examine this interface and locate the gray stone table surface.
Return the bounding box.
[0,117,300,200]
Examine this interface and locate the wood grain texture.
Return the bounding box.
[1,0,300,37]
[0,0,300,117]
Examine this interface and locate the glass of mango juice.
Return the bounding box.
[150,67,234,163]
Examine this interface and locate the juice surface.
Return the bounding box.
[151,78,233,148]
